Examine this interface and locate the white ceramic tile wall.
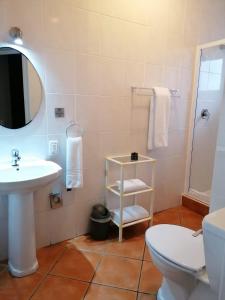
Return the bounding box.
[0,0,225,259]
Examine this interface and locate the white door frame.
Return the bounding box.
[184,38,225,194]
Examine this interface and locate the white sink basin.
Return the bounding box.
[0,159,62,193]
[1,159,62,277]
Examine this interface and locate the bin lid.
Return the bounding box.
[91,204,110,219]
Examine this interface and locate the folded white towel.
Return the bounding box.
[66,136,83,189]
[116,179,148,193]
[112,205,149,224]
[148,87,171,150]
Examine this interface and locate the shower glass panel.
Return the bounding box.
[189,45,225,205]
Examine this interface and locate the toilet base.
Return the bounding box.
[157,278,217,300]
[157,278,194,300]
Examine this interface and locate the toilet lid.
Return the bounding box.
[146,224,205,272]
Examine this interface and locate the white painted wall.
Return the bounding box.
[0,0,225,260]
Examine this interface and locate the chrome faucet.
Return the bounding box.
[11,149,21,166]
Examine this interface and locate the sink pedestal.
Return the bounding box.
[8,192,38,277]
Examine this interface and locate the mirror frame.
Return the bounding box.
[0,43,44,130]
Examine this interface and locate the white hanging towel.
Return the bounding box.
[148,87,171,150]
[66,136,83,189]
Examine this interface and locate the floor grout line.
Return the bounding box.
[135,220,150,300]
[82,253,104,299]
[29,246,68,299]
[85,281,139,294]
[67,244,146,261]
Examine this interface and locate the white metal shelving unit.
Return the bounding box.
[105,154,156,242]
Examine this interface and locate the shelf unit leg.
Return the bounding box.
[119,165,124,242]
[119,226,123,242]
[150,162,155,226]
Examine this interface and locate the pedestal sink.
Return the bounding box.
[0,159,62,277]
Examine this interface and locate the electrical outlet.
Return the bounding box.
[49,140,58,156]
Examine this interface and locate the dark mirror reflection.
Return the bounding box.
[0,47,42,129]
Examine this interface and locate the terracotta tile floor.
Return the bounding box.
[0,205,203,300]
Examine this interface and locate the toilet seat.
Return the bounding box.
[146,224,205,272]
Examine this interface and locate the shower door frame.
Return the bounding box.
[184,38,225,202]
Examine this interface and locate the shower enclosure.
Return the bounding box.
[185,40,225,205]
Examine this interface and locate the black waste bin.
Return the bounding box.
[90,204,111,240]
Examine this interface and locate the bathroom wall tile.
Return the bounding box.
[125,62,145,93]
[167,0,186,39]
[181,46,195,69]
[82,131,101,170]
[35,211,51,248]
[131,129,148,155]
[3,0,44,48]
[99,0,149,25]
[101,16,150,61]
[74,170,105,235]
[76,54,101,94]
[0,217,8,260]
[144,64,164,87]
[162,66,180,89]
[72,8,101,55]
[99,131,132,159]
[34,186,51,213]
[49,204,76,244]
[146,0,169,29]
[43,0,74,50]
[145,29,167,65]
[99,97,131,132]
[46,94,75,134]
[169,99,191,131]
[131,95,149,132]
[101,16,127,60]
[100,57,127,97]
[179,67,194,99]
[0,196,7,220]
[44,49,76,94]
[0,1,7,42]
[183,0,202,47]
[73,0,101,13]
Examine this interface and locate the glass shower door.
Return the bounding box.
[189,45,225,204]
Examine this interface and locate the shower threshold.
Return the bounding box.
[182,193,209,217]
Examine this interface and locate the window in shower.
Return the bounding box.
[189,45,225,205]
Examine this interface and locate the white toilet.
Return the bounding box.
[145,207,225,300]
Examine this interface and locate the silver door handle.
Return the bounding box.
[201,109,210,120]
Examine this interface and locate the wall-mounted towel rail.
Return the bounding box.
[66,121,83,138]
[131,86,180,97]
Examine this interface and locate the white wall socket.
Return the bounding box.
[49,140,59,156]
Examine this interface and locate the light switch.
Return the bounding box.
[55,108,64,118]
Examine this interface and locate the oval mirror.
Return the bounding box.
[0,47,42,129]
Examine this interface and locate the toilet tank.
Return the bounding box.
[203,207,225,300]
